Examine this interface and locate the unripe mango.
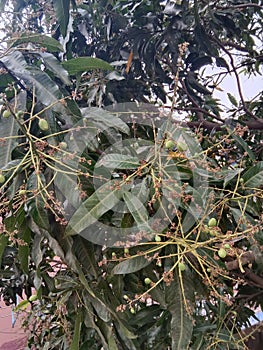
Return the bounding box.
[38,118,49,131]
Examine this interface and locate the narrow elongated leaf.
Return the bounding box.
[220,168,243,188]
[123,192,152,232]
[112,255,151,274]
[97,154,140,169]
[216,57,229,70]
[0,234,8,265]
[1,51,63,111]
[227,93,238,107]
[26,173,50,230]
[73,236,98,278]
[9,33,64,52]
[54,171,81,211]
[0,91,26,168]
[31,233,43,268]
[92,298,111,323]
[53,0,70,38]
[191,335,205,350]
[26,69,63,108]
[14,299,30,312]
[68,258,112,324]
[165,271,194,350]
[18,227,31,274]
[40,52,71,85]
[0,115,19,168]
[62,57,114,75]
[82,107,129,135]
[29,220,65,259]
[69,310,82,350]
[232,134,255,160]
[65,180,124,236]
[0,0,8,12]
[242,161,263,188]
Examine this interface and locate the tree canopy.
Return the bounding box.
[0,1,263,349]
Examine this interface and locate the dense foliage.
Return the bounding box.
[0,1,262,349]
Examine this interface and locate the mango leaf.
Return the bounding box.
[97,154,140,169]
[54,171,82,211]
[216,57,229,70]
[1,51,64,112]
[194,24,217,56]
[14,299,30,312]
[0,0,8,11]
[123,192,152,232]
[39,52,71,85]
[18,227,31,274]
[0,115,19,169]
[69,310,82,350]
[191,335,205,350]
[31,233,43,269]
[73,236,98,278]
[227,93,238,107]
[220,168,243,188]
[242,161,263,188]
[62,57,114,75]
[65,180,124,236]
[232,134,255,160]
[8,33,64,52]
[0,234,8,265]
[92,297,111,323]
[53,0,70,38]
[82,107,130,135]
[26,69,63,108]
[29,220,65,260]
[112,255,151,274]
[165,270,194,350]
[26,173,50,230]
[131,178,149,203]
[0,91,26,168]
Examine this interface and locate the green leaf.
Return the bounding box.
[242,161,263,188]
[0,91,26,168]
[232,134,255,160]
[0,234,8,265]
[219,168,243,188]
[18,227,31,274]
[14,299,30,312]
[39,52,71,85]
[227,93,238,107]
[53,0,70,38]
[62,57,114,75]
[65,180,124,236]
[0,115,19,169]
[54,171,82,211]
[69,310,82,350]
[165,271,194,350]
[92,297,111,323]
[8,33,64,52]
[1,51,63,111]
[191,335,205,350]
[123,192,152,232]
[26,173,50,230]
[112,255,151,274]
[0,0,8,12]
[97,154,140,169]
[82,107,130,135]
[73,236,98,278]
[215,57,229,70]
[26,69,63,109]
[31,233,43,269]
[29,220,65,259]
[194,24,217,56]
